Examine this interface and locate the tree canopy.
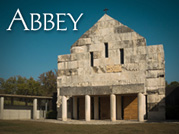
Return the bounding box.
[0,70,57,96]
[38,70,57,96]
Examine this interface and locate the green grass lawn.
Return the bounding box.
[0,120,179,134]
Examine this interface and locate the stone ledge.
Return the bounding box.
[60,84,144,96]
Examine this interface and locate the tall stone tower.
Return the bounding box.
[57,14,165,121]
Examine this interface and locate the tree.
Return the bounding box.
[16,76,28,95]
[15,76,42,96]
[27,77,42,96]
[3,76,17,94]
[0,78,5,93]
[0,69,57,96]
[38,70,57,96]
[166,81,179,89]
[170,81,179,86]
[0,76,42,96]
[165,81,168,87]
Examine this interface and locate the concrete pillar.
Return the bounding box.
[116,96,122,120]
[110,94,116,121]
[143,95,146,119]
[62,96,67,121]
[94,96,99,120]
[138,93,144,121]
[0,97,4,119]
[85,95,90,121]
[33,98,37,119]
[73,97,77,119]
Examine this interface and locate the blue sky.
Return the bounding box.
[0,0,179,83]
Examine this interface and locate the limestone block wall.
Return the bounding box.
[57,14,148,88]
[146,45,165,120]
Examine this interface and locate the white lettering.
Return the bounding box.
[43,13,55,31]
[7,8,29,31]
[56,13,67,31]
[30,13,42,31]
[67,13,83,31]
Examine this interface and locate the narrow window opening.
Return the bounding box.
[104,43,108,58]
[90,52,94,67]
[120,48,124,64]
[159,74,165,78]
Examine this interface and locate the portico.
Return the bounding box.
[60,84,146,121]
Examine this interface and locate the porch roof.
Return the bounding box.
[0,94,52,99]
[60,84,144,96]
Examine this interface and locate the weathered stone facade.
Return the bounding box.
[57,14,165,121]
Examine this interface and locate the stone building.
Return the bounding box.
[57,14,165,121]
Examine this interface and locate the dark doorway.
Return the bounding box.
[99,96,110,119]
[77,97,85,119]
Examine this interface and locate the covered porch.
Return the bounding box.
[60,84,146,122]
[0,94,52,120]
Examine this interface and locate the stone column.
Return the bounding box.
[116,96,122,120]
[33,98,37,119]
[62,96,67,121]
[143,95,146,119]
[85,95,90,121]
[0,97,4,119]
[94,96,99,120]
[110,94,116,121]
[73,97,77,119]
[138,93,144,121]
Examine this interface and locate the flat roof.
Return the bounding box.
[0,94,52,99]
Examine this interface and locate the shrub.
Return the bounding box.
[46,110,57,119]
